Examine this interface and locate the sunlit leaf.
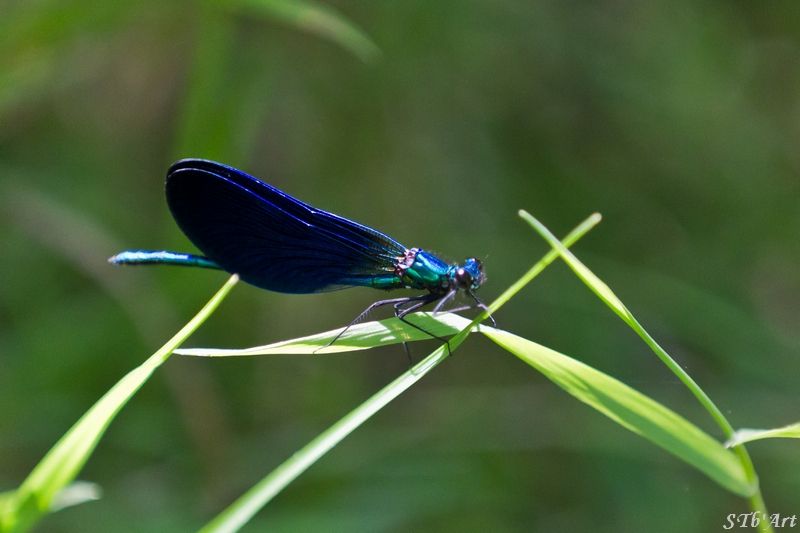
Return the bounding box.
[0,276,238,533]
[176,312,471,356]
[484,328,754,497]
[49,482,102,513]
[518,211,742,445]
[725,423,800,448]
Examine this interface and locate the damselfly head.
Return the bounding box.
[453,257,485,290]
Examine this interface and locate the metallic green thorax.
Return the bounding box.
[399,249,451,291]
[366,248,452,292]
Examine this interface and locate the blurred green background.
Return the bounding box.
[1,1,798,531]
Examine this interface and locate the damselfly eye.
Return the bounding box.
[455,267,472,288]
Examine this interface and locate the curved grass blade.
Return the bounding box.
[0,492,15,521]
[483,328,754,497]
[48,482,102,513]
[177,312,470,356]
[519,210,771,527]
[725,423,800,448]
[224,0,380,63]
[0,276,239,533]
[198,214,602,533]
[199,340,451,533]
[518,209,733,434]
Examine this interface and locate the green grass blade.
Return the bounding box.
[0,493,15,522]
[725,423,800,448]
[0,275,239,533]
[199,341,451,533]
[483,328,754,497]
[518,210,735,434]
[223,0,380,63]
[519,210,771,529]
[48,482,102,513]
[488,213,602,315]
[177,312,471,356]
[198,214,602,532]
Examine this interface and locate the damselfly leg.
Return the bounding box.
[393,293,454,362]
[317,290,494,359]
[315,296,416,354]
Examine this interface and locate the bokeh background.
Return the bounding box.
[2,1,799,531]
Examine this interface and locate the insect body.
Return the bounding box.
[110,159,492,343]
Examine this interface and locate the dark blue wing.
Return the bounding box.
[165,159,407,293]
